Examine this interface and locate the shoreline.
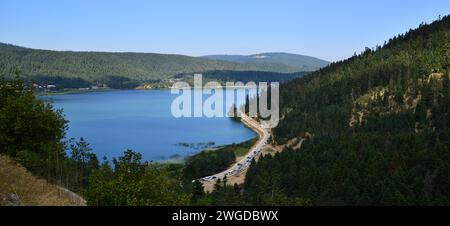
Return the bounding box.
[35,86,175,97]
[37,85,260,97]
[156,135,259,165]
[35,88,115,96]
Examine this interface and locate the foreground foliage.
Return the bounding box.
[86,150,190,206]
[0,76,191,205]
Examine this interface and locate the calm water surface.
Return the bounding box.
[40,89,256,161]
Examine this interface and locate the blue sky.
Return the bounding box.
[0,0,449,62]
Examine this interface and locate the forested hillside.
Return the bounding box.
[240,16,450,205]
[0,43,273,83]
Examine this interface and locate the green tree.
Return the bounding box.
[69,137,99,189]
[85,150,191,206]
[191,180,205,204]
[0,74,67,183]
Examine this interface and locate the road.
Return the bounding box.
[198,112,270,184]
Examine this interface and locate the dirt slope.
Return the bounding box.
[0,155,86,206]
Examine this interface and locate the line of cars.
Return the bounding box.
[199,149,262,183]
[198,115,269,183]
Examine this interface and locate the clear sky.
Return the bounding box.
[0,0,449,62]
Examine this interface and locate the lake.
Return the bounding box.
[39,89,256,161]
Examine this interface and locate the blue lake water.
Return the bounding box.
[39,89,256,161]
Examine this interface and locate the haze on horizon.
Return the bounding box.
[0,0,449,62]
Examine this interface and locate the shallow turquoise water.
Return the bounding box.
[40,89,256,161]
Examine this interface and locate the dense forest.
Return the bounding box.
[0,43,266,82]
[236,15,450,205]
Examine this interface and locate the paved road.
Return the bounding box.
[198,112,270,183]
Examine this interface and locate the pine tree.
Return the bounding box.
[191,180,205,204]
[245,94,250,115]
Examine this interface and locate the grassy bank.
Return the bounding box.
[0,155,86,206]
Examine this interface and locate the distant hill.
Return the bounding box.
[201,52,330,72]
[0,43,277,83]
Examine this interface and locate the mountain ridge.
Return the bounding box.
[0,43,328,84]
[0,43,301,83]
[201,52,330,72]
